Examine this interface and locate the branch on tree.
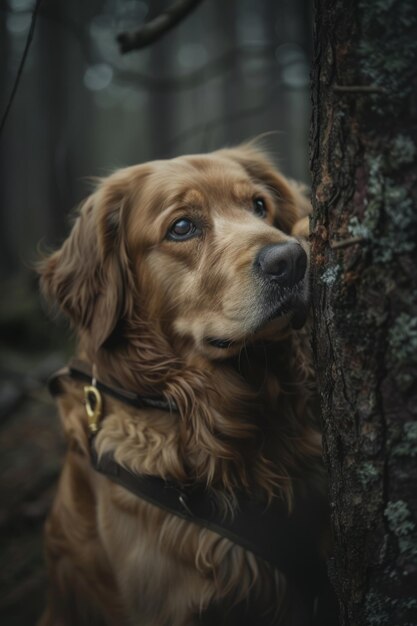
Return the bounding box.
[117,0,205,54]
[0,0,43,139]
[333,84,387,94]
[330,236,366,250]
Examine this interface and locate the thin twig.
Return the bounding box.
[333,84,387,94]
[330,236,365,250]
[3,7,277,93]
[117,0,205,54]
[0,0,43,139]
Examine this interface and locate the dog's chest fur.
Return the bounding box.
[56,386,288,626]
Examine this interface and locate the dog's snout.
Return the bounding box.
[256,243,307,287]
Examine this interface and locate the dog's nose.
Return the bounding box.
[256,243,307,287]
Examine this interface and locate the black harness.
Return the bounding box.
[48,360,337,625]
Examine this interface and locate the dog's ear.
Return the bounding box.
[40,168,141,351]
[224,145,311,236]
[286,179,311,240]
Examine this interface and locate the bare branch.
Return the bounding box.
[0,0,43,139]
[333,84,387,94]
[330,236,366,250]
[117,0,205,54]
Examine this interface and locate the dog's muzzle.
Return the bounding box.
[256,242,307,288]
[254,242,309,330]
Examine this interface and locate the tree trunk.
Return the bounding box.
[310,1,417,625]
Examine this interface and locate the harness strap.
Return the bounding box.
[48,358,178,413]
[90,444,326,593]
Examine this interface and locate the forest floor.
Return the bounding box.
[0,276,70,625]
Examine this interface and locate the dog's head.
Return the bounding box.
[40,146,310,359]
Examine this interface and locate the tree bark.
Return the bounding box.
[310,1,417,625]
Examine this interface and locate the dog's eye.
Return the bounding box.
[168,218,197,241]
[253,198,267,219]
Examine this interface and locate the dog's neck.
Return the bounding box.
[80,318,320,501]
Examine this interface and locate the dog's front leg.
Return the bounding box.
[40,454,124,626]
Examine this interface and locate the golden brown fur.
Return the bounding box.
[39,145,323,626]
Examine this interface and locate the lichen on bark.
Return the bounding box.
[310,0,417,624]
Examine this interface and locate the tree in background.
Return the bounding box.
[310,1,417,624]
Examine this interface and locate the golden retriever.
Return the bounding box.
[38,145,331,626]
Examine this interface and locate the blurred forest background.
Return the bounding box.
[0,0,312,623]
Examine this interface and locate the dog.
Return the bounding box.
[38,145,334,626]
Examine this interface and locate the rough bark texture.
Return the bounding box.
[310,1,417,625]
